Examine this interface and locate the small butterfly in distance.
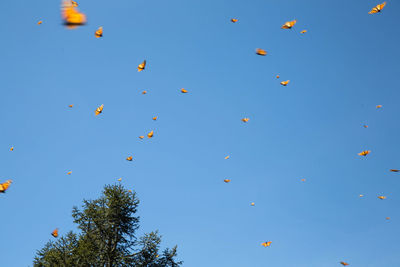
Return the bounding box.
[369,2,386,14]
[138,60,146,72]
[300,30,307,34]
[138,136,144,139]
[51,228,59,238]
[152,116,158,121]
[181,88,188,93]
[67,171,72,175]
[95,104,104,116]
[251,202,255,206]
[359,194,364,197]
[280,80,290,86]
[68,104,74,108]
[117,178,122,182]
[0,180,12,193]
[358,150,370,156]
[281,20,296,29]
[241,118,249,123]
[261,241,272,247]
[147,130,154,138]
[95,26,103,38]
[126,156,133,161]
[340,262,349,266]
[142,90,147,94]
[223,179,231,183]
[224,155,230,160]
[256,48,267,56]
[376,105,382,108]
[10,146,14,151]
[37,20,43,25]
[378,196,386,200]
[390,169,399,172]
[231,18,238,23]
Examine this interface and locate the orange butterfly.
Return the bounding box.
[256,48,267,56]
[251,202,255,206]
[138,60,146,72]
[378,196,386,200]
[224,155,230,159]
[117,178,122,181]
[68,104,74,108]
[10,146,14,151]
[390,169,399,172]
[340,262,349,266]
[181,88,188,93]
[152,116,158,121]
[261,241,272,247]
[300,178,306,182]
[359,194,364,197]
[0,180,12,193]
[95,104,104,116]
[95,26,103,38]
[280,80,290,86]
[51,228,59,238]
[37,20,43,25]
[71,0,78,7]
[126,156,133,161]
[231,18,238,23]
[138,136,144,139]
[281,20,297,29]
[223,179,231,183]
[142,90,147,94]
[358,150,370,156]
[386,217,390,220]
[241,118,249,122]
[376,105,382,108]
[369,2,386,14]
[363,125,368,128]
[67,171,72,175]
[276,75,280,79]
[300,30,307,34]
[147,130,154,138]
[61,0,87,28]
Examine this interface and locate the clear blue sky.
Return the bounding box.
[1,0,400,266]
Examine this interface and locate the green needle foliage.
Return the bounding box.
[33,184,182,267]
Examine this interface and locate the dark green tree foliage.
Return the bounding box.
[33,184,182,267]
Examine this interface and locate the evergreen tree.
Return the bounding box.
[33,184,182,267]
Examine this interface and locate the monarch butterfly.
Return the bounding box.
[10,146,14,151]
[223,179,231,183]
[37,21,43,25]
[139,136,144,139]
[224,155,230,160]
[126,156,133,161]
[256,48,267,56]
[117,178,122,181]
[142,90,147,94]
[358,150,370,156]
[231,18,238,23]
[61,0,87,28]
[241,118,249,122]
[71,0,78,6]
[95,104,104,116]
[300,30,307,34]
[280,80,290,86]
[147,130,154,138]
[0,180,12,193]
[261,241,272,247]
[369,2,386,14]
[390,169,400,172]
[138,60,146,72]
[51,229,59,238]
[376,105,382,108]
[251,202,255,206]
[281,20,297,29]
[68,104,74,108]
[67,171,72,175]
[181,88,188,93]
[276,75,280,79]
[340,262,349,266]
[378,196,386,200]
[95,26,103,38]
[152,116,158,121]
